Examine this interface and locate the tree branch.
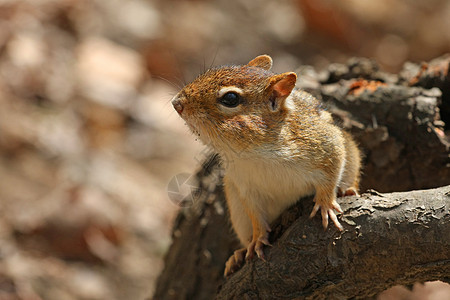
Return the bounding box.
[153,55,450,300]
[217,186,450,299]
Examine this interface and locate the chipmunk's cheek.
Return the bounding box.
[181,114,199,133]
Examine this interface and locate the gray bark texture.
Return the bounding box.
[153,55,450,300]
[216,186,450,299]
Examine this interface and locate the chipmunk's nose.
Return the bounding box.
[172,97,184,114]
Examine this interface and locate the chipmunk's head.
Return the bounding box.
[172,55,297,154]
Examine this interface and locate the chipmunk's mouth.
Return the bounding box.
[187,121,202,138]
[171,94,211,144]
[184,118,212,145]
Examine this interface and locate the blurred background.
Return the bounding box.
[0,0,448,299]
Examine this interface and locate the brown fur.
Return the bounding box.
[172,55,362,276]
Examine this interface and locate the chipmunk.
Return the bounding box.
[171,55,361,276]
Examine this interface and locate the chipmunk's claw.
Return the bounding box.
[245,235,271,261]
[224,232,272,277]
[343,187,359,196]
[338,187,359,197]
[224,248,247,277]
[310,201,344,231]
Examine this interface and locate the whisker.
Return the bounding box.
[203,55,206,73]
[210,47,220,70]
[163,98,176,110]
[198,62,204,77]
[163,48,187,87]
[173,74,186,89]
[154,75,182,91]
[167,109,178,118]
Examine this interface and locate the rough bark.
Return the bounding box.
[154,155,239,300]
[153,55,450,300]
[216,186,450,299]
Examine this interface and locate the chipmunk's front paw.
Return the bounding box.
[224,248,247,277]
[245,234,271,261]
[310,200,344,231]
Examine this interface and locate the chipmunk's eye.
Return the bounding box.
[219,92,240,108]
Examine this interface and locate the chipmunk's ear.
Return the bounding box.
[247,55,273,71]
[267,72,297,112]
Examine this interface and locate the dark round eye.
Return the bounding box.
[219,92,240,108]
